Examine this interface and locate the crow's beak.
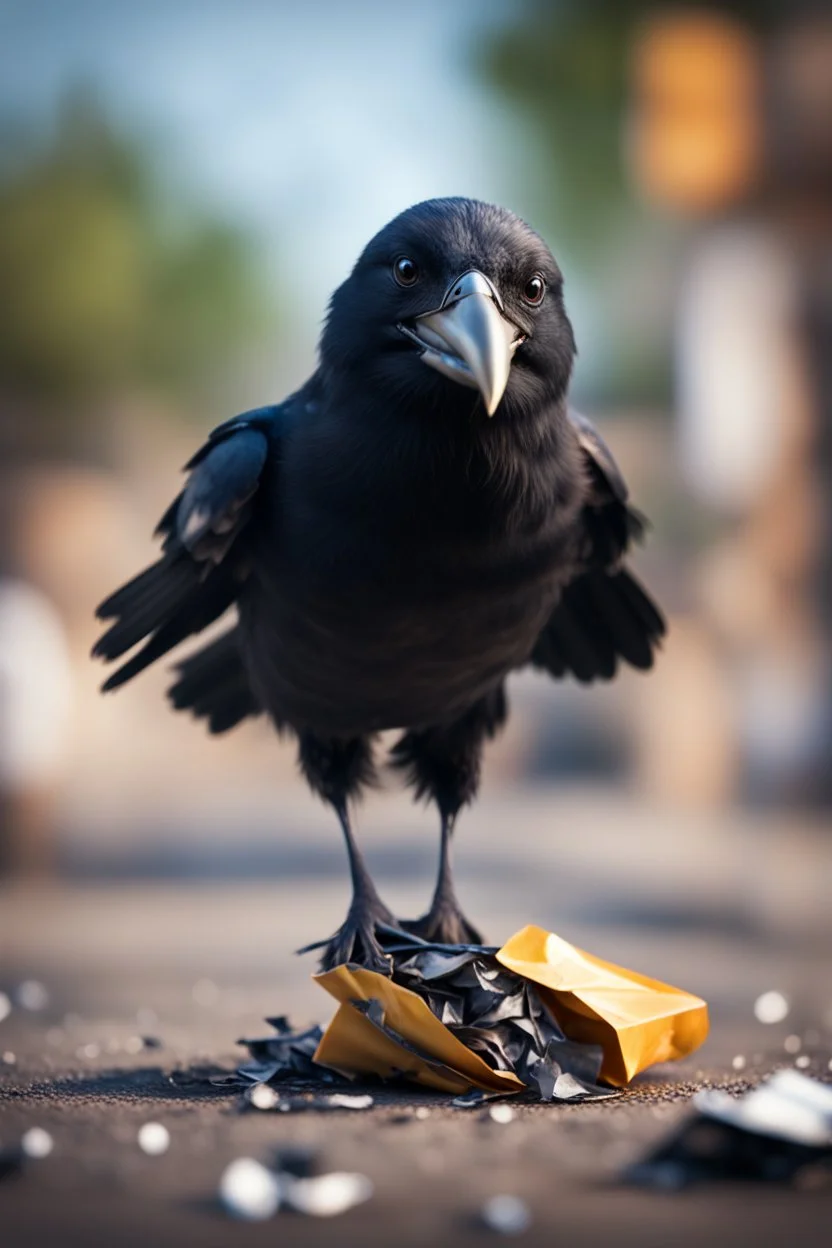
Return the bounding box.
[399,271,524,416]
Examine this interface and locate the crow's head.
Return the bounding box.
[321,198,575,422]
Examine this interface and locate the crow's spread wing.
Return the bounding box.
[530,410,666,683]
[93,406,279,708]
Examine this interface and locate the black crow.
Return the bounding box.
[94,197,665,973]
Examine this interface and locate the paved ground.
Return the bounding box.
[1,789,831,1246]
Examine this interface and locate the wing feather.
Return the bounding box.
[530,411,666,684]
[93,406,279,695]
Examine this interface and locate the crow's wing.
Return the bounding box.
[93,406,279,694]
[166,626,262,733]
[530,410,666,683]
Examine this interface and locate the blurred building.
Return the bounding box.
[0,578,72,874]
[627,5,832,807]
[1,1,830,881]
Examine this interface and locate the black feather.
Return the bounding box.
[154,492,184,540]
[100,569,237,692]
[533,567,665,684]
[176,428,268,554]
[539,601,609,683]
[167,628,261,732]
[93,414,276,691]
[615,566,667,641]
[93,558,200,659]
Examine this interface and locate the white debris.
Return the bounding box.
[731,1054,746,1071]
[0,992,11,1023]
[16,980,49,1012]
[138,1122,170,1156]
[76,1043,100,1060]
[753,991,789,1025]
[249,1083,280,1110]
[695,1070,832,1148]
[784,1034,802,1054]
[414,1107,431,1120]
[795,1055,811,1070]
[480,1194,532,1235]
[21,1127,53,1159]
[124,1035,145,1055]
[219,1158,281,1221]
[326,1094,374,1110]
[282,1171,373,1217]
[488,1105,516,1124]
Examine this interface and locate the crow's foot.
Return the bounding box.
[315,895,396,975]
[402,899,484,947]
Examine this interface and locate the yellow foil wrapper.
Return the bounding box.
[496,925,709,1087]
[314,965,525,1094]
[313,927,708,1092]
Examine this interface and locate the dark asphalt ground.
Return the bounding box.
[1,791,831,1246]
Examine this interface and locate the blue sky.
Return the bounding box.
[0,1,532,290]
[0,1,607,399]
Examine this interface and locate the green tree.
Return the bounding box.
[480,0,780,259]
[0,88,273,409]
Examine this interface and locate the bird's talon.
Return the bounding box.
[316,905,395,975]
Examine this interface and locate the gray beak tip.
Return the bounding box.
[411,271,520,417]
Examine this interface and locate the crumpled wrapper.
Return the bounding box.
[314,965,525,1094]
[496,925,709,1086]
[313,924,708,1093]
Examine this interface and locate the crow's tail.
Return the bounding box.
[167,627,262,734]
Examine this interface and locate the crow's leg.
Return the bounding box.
[409,806,483,946]
[297,733,393,974]
[391,686,508,946]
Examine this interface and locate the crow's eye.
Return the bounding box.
[522,274,546,305]
[393,256,419,287]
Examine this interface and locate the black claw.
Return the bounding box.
[310,895,397,975]
[318,923,392,975]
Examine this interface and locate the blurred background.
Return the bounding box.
[0,0,830,1031]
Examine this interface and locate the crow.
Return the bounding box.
[94,197,665,974]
